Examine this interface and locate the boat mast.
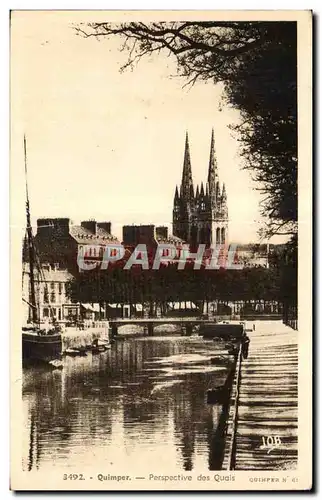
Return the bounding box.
[24,136,38,324]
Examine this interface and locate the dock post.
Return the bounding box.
[143,324,153,336]
[186,324,193,336]
[111,324,118,339]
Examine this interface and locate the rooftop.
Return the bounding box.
[70,225,119,245]
[23,263,74,282]
[156,234,186,245]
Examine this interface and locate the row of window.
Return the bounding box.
[42,307,78,321]
[47,282,66,294]
[78,245,118,258]
[174,202,210,212]
[216,228,226,244]
[43,292,64,304]
[43,284,67,303]
[42,307,62,321]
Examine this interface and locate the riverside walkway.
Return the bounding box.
[223,321,298,470]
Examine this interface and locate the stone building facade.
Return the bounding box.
[33,218,119,273]
[22,263,78,324]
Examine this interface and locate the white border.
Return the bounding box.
[4,2,317,498]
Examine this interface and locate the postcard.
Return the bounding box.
[10,10,312,491]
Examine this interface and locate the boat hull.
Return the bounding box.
[22,332,62,362]
[200,323,244,339]
[65,347,87,357]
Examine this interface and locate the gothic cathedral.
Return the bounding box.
[172,129,228,247]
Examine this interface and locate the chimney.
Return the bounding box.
[37,218,70,237]
[123,225,135,246]
[156,226,168,239]
[122,225,156,246]
[97,222,111,234]
[81,220,97,234]
[137,225,156,245]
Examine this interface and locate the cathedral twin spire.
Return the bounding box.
[180,131,194,200]
[173,129,228,245]
[174,129,227,212]
[208,128,219,185]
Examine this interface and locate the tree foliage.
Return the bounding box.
[76,21,297,238]
[68,264,282,316]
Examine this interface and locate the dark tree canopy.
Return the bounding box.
[68,265,282,309]
[76,21,297,238]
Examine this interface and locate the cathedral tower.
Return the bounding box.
[172,129,228,246]
[173,132,195,242]
[205,128,228,245]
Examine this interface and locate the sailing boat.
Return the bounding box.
[22,136,62,363]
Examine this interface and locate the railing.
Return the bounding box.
[222,341,243,470]
[65,320,109,330]
[283,303,298,330]
[110,316,202,323]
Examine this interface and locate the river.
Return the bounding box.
[22,334,236,473]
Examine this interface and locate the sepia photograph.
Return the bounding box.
[10,10,312,491]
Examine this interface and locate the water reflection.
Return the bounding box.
[23,335,235,472]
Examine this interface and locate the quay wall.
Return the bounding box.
[240,313,282,321]
[62,325,109,350]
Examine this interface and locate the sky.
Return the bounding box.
[11,11,272,244]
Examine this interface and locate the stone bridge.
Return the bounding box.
[109,317,221,337]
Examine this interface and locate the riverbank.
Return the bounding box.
[62,325,109,351]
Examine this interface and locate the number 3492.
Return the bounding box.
[63,474,85,480]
